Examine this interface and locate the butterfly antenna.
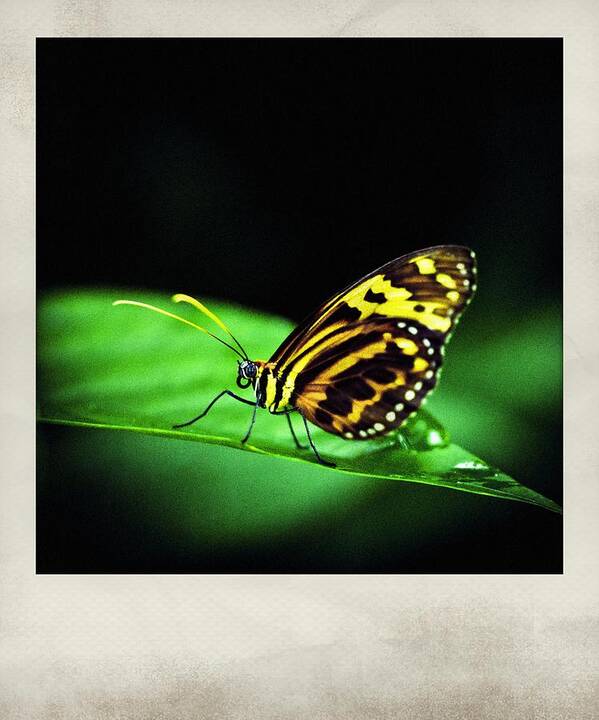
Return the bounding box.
[172,293,249,360]
[112,299,247,360]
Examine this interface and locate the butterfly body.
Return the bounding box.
[240,360,290,413]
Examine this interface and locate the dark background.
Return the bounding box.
[37,39,562,572]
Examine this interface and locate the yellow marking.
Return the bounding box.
[344,369,407,426]
[277,379,294,410]
[281,327,362,383]
[411,257,436,274]
[344,278,452,332]
[446,291,460,303]
[320,338,389,381]
[436,273,457,289]
[395,338,418,355]
[345,276,412,317]
[413,357,429,372]
[432,315,451,332]
[370,276,412,299]
[387,303,453,332]
[265,371,278,409]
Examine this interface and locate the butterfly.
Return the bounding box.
[114,245,477,466]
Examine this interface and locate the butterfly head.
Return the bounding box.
[237,359,265,389]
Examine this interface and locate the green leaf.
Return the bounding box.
[37,289,561,513]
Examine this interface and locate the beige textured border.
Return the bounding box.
[2,2,598,718]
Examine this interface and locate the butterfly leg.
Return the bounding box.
[269,407,308,449]
[285,412,308,450]
[172,390,255,429]
[299,411,336,468]
[240,400,259,444]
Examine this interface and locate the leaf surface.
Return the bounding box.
[37,290,561,513]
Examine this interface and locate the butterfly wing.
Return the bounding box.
[269,245,477,438]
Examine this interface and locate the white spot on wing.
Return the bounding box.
[385,411,396,422]
[374,422,385,432]
[405,390,415,401]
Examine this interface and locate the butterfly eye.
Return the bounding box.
[239,360,257,378]
[237,361,257,389]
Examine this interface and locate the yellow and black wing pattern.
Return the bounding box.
[270,245,477,439]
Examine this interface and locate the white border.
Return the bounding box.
[2,1,598,717]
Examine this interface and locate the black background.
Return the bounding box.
[37,39,562,572]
